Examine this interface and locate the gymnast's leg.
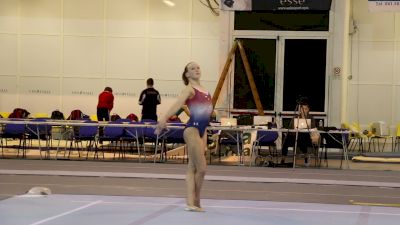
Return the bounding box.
[184,127,207,210]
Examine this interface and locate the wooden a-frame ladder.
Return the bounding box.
[211,39,265,115]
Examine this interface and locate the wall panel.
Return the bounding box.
[62,77,102,115]
[63,0,104,36]
[353,0,395,41]
[0,34,17,75]
[148,0,191,37]
[357,84,392,123]
[394,41,400,84]
[20,35,61,76]
[106,0,147,37]
[19,77,60,114]
[191,38,220,81]
[0,0,18,33]
[394,86,400,122]
[20,0,61,35]
[358,41,394,84]
[0,0,220,116]
[106,78,143,116]
[192,0,219,37]
[350,0,400,130]
[0,76,17,111]
[106,37,147,78]
[63,36,104,77]
[148,38,191,80]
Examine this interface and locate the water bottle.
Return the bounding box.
[318,120,323,128]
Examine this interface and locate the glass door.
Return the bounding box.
[233,38,327,127]
[233,38,277,113]
[278,38,327,128]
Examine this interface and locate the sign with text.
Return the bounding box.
[221,0,332,11]
[368,0,400,12]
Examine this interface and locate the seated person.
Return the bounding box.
[281,99,320,166]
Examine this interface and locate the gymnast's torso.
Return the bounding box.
[185,87,213,137]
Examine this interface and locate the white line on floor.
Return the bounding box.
[70,200,400,216]
[28,200,102,225]
[2,169,400,188]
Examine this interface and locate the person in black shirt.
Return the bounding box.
[138,78,161,121]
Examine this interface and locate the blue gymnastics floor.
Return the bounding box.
[1,194,400,225]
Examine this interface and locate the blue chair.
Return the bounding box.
[114,119,135,159]
[69,121,98,159]
[158,122,186,163]
[141,119,157,123]
[1,119,27,158]
[115,118,131,123]
[121,121,145,161]
[99,121,125,159]
[218,130,243,163]
[320,128,350,168]
[251,130,279,166]
[140,120,160,161]
[26,118,52,159]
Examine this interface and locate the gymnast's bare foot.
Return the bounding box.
[184,205,205,212]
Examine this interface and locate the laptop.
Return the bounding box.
[220,118,237,126]
[253,116,273,126]
[294,118,311,129]
[236,115,253,125]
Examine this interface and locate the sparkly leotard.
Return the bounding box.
[185,87,213,137]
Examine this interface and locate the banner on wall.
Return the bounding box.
[368,0,400,12]
[220,0,332,11]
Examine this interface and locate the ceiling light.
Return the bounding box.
[163,0,175,7]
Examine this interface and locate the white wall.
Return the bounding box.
[2,0,399,134]
[0,0,220,119]
[348,0,400,132]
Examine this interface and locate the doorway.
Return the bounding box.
[233,38,327,125]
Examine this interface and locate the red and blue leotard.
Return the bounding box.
[185,87,213,137]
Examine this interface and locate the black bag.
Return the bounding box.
[111,114,121,121]
[51,110,65,120]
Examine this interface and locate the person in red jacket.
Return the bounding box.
[97,87,114,122]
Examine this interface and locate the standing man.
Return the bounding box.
[138,78,161,121]
[97,87,114,122]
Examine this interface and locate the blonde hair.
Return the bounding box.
[181,62,195,85]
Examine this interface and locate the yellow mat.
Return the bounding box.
[352,155,400,163]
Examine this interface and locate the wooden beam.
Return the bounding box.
[237,41,264,115]
[212,41,238,108]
